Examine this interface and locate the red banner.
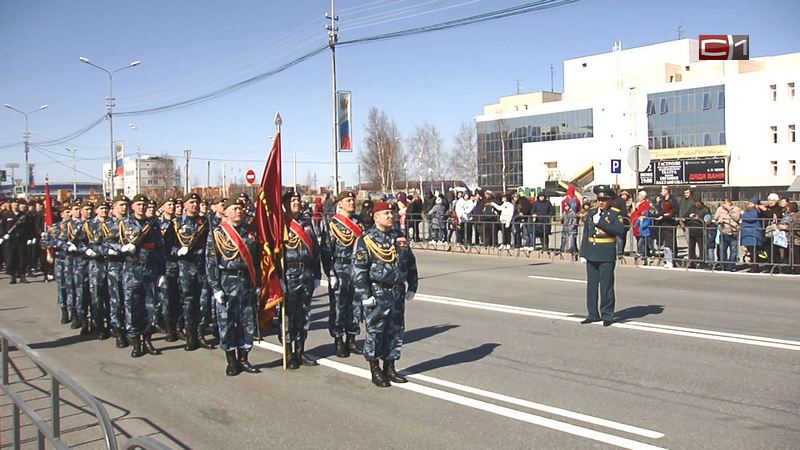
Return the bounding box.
[255,133,284,328]
[44,179,54,261]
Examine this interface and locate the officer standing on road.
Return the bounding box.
[104,195,131,348]
[2,198,34,284]
[320,190,364,358]
[579,185,625,327]
[61,201,83,327]
[353,202,419,388]
[42,205,70,323]
[118,194,166,357]
[281,190,321,370]
[72,200,96,335]
[79,200,113,340]
[175,192,214,350]
[157,197,181,341]
[206,197,261,376]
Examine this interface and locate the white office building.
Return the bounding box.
[102,155,179,198]
[475,39,799,199]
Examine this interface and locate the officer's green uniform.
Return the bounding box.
[579,185,625,324]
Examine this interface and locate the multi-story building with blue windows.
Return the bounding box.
[475,39,799,199]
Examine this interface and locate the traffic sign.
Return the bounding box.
[610,159,622,174]
[245,169,256,185]
[627,145,651,172]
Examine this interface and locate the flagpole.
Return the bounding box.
[275,112,288,370]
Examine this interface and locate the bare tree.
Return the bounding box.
[148,153,180,200]
[407,122,446,190]
[360,107,404,193]
[449,121,478,189]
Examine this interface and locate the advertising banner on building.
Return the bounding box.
[336,90,352,152]
[114,140,125,176]
[638,157,726,186]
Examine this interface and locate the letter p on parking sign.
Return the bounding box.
[699,35,749,60]
[611,159,621,174]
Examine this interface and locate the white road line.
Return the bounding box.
[528,275,587,284]
[252,341,666,449]
[415,293,800,352]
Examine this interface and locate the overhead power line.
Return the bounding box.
[32,115,108,147]
[30,145,104,181]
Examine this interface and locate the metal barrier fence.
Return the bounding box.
[392,214,799,275]
[0,326,172,450]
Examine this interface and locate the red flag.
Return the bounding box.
[44,179,54,262]
[255,133,284,328]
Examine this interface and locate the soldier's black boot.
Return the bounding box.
[346,335,362,355]
[297,342,318,366]
[334,336,349,358]
[164,321,178,342]
[225,351,241,376]
[60,308,70,324]
[143,336,161,355]
[130,335,144,358]
[19,274,28,283]
[198,328,216,350]
[184,329,200,351]
[237,349,260,373]
[79,315,91,336]
[9,276,17,285]
[116,332,129,349]
[96,321,110,340]
[70,312,80,329]
[383,360,408,383]
[369,360,390,388]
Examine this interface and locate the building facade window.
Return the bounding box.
[790,160,797,176]
[477,108,593,190]
[770,84,777,101]
[770,126,778,144]
[647,85,725,149]
[771,160,778,176]
[790,124,796,143]
[789,82,795,100]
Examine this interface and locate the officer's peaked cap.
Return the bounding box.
[593,185,614,199]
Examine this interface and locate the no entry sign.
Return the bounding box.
[245,169,256,185]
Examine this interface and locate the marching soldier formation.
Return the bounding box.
[2,190,419,387]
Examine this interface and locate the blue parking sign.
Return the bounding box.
[611,159,622,174]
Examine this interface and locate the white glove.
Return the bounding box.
[2,234,9,240]
[214,290,226,304]
[579,257,587,263]
[121,243,136,253]
[67,243,78,252]
[41,232,47,239]
[254,288,260,299]
[26,239,31,245]
[0,239,4,245]
[328,275,339,290]
[405,291,416,301]
[31,238,37,244]
[592,212,601,224]
[85,249,97,257]
[362,296,376,307]
[157,276,166,288]
[177,246,189,257]
[107,249,118,256]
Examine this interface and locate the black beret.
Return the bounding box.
[81,201,95,209]
[113,194,130,203]
[223,197,245,210]
[160,197,175,208]
[238,192,250,201]
[97,201,111,209]
[184,192,201,202]
[131,194,149,204]
[214,197,227,205]
[282,190,301,204]
[335,190,356,204]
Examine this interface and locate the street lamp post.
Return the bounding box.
[79,56,141,197]
[3,103,48,196]
[66,147,77,198]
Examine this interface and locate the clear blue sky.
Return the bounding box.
[1,0,797,189]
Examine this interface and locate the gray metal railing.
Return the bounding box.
[0,325,171,450]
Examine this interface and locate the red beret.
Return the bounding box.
[372,202,395,214]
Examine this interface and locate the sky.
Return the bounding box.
[1,0,798,190]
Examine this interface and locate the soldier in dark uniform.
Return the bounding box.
[42,206,70,323]
[320,190,364,358]
[61,201,83,327]
[353,202,419,388]
[579,185,625,327]
[71,200,97,335]
[206,197,261,376]
[175,192,214,350]
[118,194,166,357]
[157,197,180,339]
[104,195,131,348]
[79,200,113,339]
[174,197,184,218]
[1,198,33,284]
[280,190,322,370]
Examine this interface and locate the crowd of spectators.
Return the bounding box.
[307,186,800,275]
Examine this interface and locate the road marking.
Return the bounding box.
[415,293,800,352]
[252,341,666,449]
[527,275,586,284]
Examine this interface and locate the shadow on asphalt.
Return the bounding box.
[403,342,500,374]
[0,306,28,311]
[27,333,96,350]
[304,323,460,359]
[614,304,665,322]
[419,262,549,281]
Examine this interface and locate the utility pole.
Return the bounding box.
[516,80,521,95]
[184,149,191,195]
[3,103,47,197]
[327,0,340,195]
[293,152,298,190]
[207,160,211,188]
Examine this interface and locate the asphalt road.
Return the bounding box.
[1,251,798,449]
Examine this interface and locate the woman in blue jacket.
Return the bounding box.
[740,199,764,272]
